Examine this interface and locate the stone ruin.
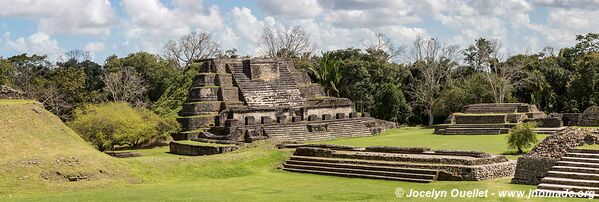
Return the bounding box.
[169,58,395,156]
[512,128,599,185]
[511,128,599,198]
[279,144,515,182]
[434,103,565,135]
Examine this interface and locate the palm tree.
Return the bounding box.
[309,52,342,97]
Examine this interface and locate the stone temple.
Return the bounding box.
[170,58,394,156]
[434,103,566,135]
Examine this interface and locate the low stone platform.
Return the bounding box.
[281,144,515,182]
[169,140,239,156]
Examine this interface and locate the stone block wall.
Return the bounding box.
[169,141,238,156]
[304,106,353,120]
[454,114,507,124]
[511,156,558,185]
[187,87,220,102]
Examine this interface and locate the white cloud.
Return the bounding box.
[255,0,322,19]
[0,0,117,35]
[84,42,106,53]
[534,0,599,10]
[120,0,225,53]
[4,32,61,56]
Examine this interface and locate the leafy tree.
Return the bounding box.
[105,52,180,102]
[373,83,411,123]
[566,52,599,111]
[152,62,202,116]
[69,102,176,151]
[0,59,16,85]
[506,122,538,154]
[463,38,500,72]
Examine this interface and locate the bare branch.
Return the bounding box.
[258,25,314,58]
[407,35,459,127]
[102,66,148,105]
[164,31,221,68]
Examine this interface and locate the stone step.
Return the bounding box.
[561,157,599,164]
[541,177,599,187]
[283,163,437,181]
[553,166,599,174]
[285,159,439,175]
[281,167,434,183]
[557,161,599,169]
[537,183,599,192]
[569,149,599,155]
[442,128,504,135]
[565,152,599,159]
[534,189,599,199]
[443,124,509,129]
[534,127,566,135]
[547,171,599,181]
[290,156,439,168]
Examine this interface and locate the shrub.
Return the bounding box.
[68,102,177,151]
[506,122,539,154]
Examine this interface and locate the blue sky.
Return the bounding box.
[0,0,598,63]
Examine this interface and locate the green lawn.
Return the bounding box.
[2,127,580,202]
[317,127,549,160]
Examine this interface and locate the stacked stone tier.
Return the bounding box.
[281,145,515,182]
[535,149,599,198]
[227,61,305,108]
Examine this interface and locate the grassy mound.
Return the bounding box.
[0,100,134,195]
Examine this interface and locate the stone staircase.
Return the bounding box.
[534,127,568,135]
[442,128,505,135]
[535,148,599,196]
[228,61,305,107]
[282,156,439,182]
[263,118,372,142]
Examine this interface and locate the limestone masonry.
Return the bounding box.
[434,103,565,135]
[279,144,515,182]
[169,58,395,155]
[512,128,599,185]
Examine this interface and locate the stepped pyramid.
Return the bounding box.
[434,103,566,135]
[169,58,395,156]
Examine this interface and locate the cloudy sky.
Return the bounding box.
[0,0,597,62]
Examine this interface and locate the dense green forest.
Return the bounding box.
[1,29,598,137]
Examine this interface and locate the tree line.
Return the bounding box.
[1,26,598,132]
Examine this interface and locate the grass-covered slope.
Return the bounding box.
[0,99,133,195]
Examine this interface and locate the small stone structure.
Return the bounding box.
[512,128,598,185]
[434,103,565,135]
[579,106,599,126]
[280,144,515,182]
[169,141,238,156]
[170,59,396,155]
[0,85,25,99]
